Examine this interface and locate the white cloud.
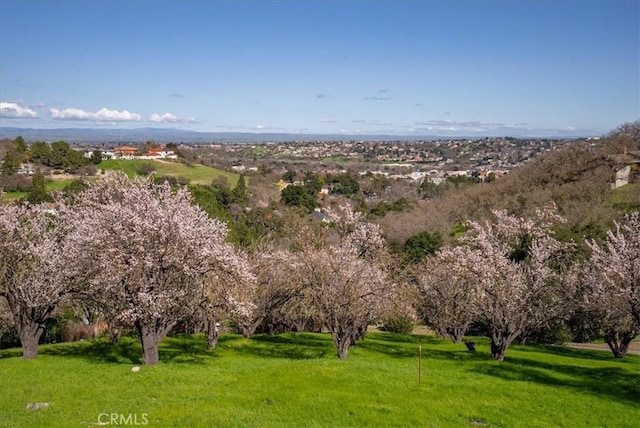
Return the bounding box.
[364,96,392,101]
[413,120,511,131]
[50,107,142,122]
[0,102,39,118]
[149,112,196,124]
[252,124,285,131]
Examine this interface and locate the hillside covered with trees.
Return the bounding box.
[0,121,638,364]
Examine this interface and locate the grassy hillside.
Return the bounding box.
[606,183,640,212]
[1,160,239,202]
[0,332,637,427]
[99,159,239,186]
[1,179,76,201]
[379,132,640,247]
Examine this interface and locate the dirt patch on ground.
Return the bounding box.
[47,173,78,181]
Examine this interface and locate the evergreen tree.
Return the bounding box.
[26,170,53,204]
[1,150,21,176]
[91,150,103,165]
[303,171,322,196]
[233,173,247,202]
[14,136,28,153]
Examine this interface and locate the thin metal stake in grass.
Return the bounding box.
[418,345,422,386]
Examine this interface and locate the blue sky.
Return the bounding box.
[0,0,638,137]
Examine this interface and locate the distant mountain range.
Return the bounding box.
[0,127,584,145]
[0,127,439,144]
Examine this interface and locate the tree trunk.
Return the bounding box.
[292,319,306,332]
[490,330,520,361]
[448,325,470,344]
[329,327,354,360]
[136,323,161,365]
[464,340,476,352]
[81,307,98,339]
[605,331,635,358]
[335,334,352,360]
[350,323,367,348]
[18,322,44,359]
[205,318,220,349]
[108,325,122,344]
[240,319,262,338]
[490,340,508,361]
[82,319,96,339]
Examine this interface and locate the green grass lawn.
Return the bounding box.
[1,179,76,201]
[606,183,640,212]
[99,159,240,186]
[1,332,637,427]
[2,160,240,201]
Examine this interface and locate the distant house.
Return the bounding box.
[112,146,178,160]
[113,146,138,158]
[309,208,330,223]
[614,166,632,188]
[143,147,177,159]
[609,150,640,188]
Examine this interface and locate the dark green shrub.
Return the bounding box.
[567,310,603,343]
[40,318,64,344]
[467,318,491,337]
[381,316,415,334]
[137,162,156,176]
[281,185,318,212]
[521,321,573,345]
[403,230,443,263]
[0,327,20,349]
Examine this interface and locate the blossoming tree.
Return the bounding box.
[581,212,640,358]
[296,204,393,360]
[416,245,481,343]
[66,174,251,365]
[464,207,572,360]
[0,198,78,359]
[228,248,302,337]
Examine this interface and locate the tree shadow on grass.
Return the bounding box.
[476,356,640,405]
[158,335,214,365]
[0,348,23,359]
[517,343,637,364]
[366,332,448,345]
[359,339,488,362]
[360,334,639,405]
[359,332,489,361]
[38,338,142,364]
[23,335,214,365]
[232,333,333,359]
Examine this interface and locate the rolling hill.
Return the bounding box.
[98,159,239,186]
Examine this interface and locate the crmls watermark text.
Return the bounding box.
[98,413,149,426]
